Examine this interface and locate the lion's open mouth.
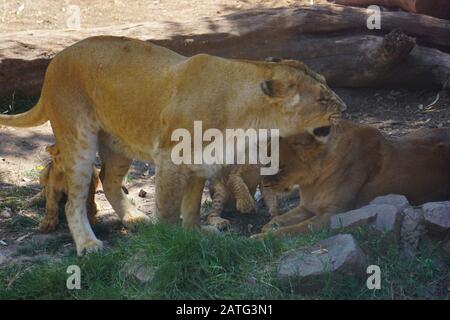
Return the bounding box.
[313,126,331,137]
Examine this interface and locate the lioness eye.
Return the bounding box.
[313,126,331,137]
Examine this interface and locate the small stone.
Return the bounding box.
[370,194,410,211]
[422,201,450,233]
[0,252,11,266]
[125,253,158,284]
[277,234,367,293]
[138,189,147,198]
[0,207,12,218]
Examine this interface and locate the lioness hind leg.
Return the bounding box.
[98,142,150,229]
[56,139,103,255]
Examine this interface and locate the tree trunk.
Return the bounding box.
[329,0,450,20]
[1,5,449,97]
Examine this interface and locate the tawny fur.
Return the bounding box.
[258,121,450,237]
[38,145,99,233]
[0,36,346,255]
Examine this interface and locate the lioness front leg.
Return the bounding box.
[181,175,206,228]
[155,160,188,224]
[98,143,150,229]
[257,211,333,238]
[261,206,314,233]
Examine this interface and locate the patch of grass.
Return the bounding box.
[15,234,73,257]
[0,185,39,212]
[23,169,41,182]
[7,214,40,232]
[0,223,448,299]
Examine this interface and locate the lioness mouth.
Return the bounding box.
[313,126,331,137]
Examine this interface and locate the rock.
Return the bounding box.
[0,207,12,218]
[138,189,147,198]
[370,194,410,211]
[125,253,158,284]
[277,234,367,293]
[400,207,424,260]
[330,204,398,231]
[422,201,450,234]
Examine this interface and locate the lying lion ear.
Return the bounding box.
[261,80,288,98]
[260,80,274,97]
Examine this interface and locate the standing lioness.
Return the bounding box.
[0,36,346,255]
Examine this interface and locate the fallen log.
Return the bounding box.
[1,5,450,97]
[329,0,450,20]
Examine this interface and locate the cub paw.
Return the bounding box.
[122,212,151,230]
[236,194,256,214]
[207,215,231,231]
[39,217,59,233]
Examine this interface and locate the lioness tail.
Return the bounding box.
[0,100,48,127]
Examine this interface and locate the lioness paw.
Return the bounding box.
[77,239,104,256]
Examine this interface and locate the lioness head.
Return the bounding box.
[260,59,346,137]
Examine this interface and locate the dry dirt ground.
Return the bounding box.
[1,0,450,266]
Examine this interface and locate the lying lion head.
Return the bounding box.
[263,123,332,191]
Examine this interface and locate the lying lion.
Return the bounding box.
[207,165,280,230]
[36,145,99,232]
[258,121,450,237]
[0,36,346,255]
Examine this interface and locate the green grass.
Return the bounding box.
[0,223,448,300]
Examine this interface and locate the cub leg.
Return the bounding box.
[260,184,279,217]
[207,179,231,230]
[227,172,256,214]
[39,183,63,233]
[98,143,150,229]
[86,169,100,226]
[181,175,206,228]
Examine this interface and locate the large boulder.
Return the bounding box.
[330,203,401,234]
[370,194,410,212]
[422,201,450,234]
[400,207,425,259]
[277,234,367,293]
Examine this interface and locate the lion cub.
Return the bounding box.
[259,121,450,237]
[38,145,99,232]
[207,165,280,230]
